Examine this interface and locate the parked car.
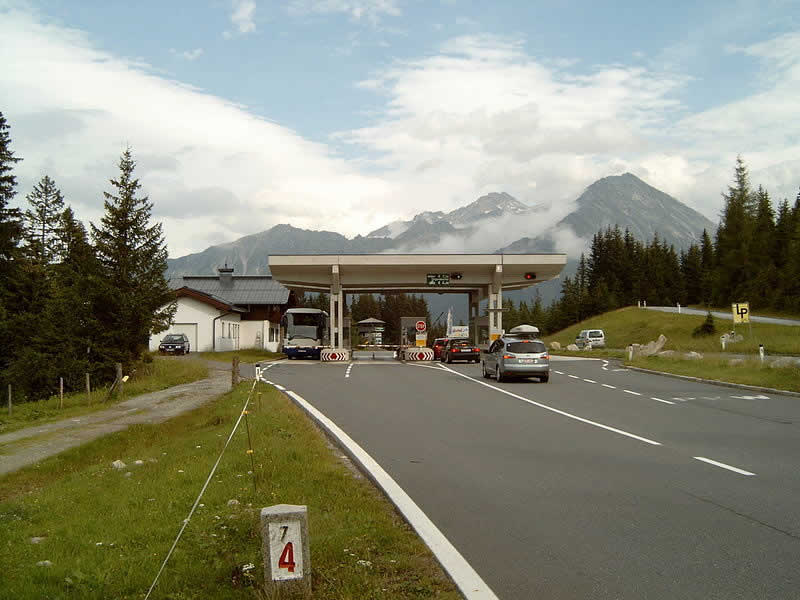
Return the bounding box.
[441,338,481,363]
[575,329,605,348]
[482,335,549,382]
[432,337,449,360]
[159,333,190,355]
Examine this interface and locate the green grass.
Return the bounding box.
[0,358,209,436]
[627,355,800,393]
[0,383,461,599]
[196,350,286,363]
[687,305,800,321]
[544,307,800,355]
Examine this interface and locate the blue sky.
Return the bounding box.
[1,0,799,256]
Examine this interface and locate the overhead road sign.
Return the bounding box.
[427,273,451,286]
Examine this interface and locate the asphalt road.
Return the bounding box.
[646,305,800,326]
[261,357,800,599]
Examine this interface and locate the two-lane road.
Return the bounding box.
[261,357,800,599]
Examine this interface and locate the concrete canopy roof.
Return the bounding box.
[268,254,567,293]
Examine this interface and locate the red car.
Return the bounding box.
[432,338,449,360]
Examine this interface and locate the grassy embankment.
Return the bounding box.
[545,307,800,392]
[0,357,209,436]
[196,350,285,363]
[0,382,460,600]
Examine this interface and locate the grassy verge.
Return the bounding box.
[544,307,800,355]
[687,305,800,321]
[0,382,461,599]
[0,358,209,436]
[197,350,286,363]
[626,355,800,393]
[550,349,626,359]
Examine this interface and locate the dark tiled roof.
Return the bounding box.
[170,276,290,306]
[357,317,385,324]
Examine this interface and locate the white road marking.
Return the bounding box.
[602,384,616,389]
[693,457,756,476]
[568,375,580,379]
[650,397,675,405]
[407,363,447,370]
[274,384,286,391]
[345,364,354,379]
[624,390,642,396]
[265,380,273,385]
[283,389,500,600]
[554,370,564,375]
[730,394,770,400]
[601,360,609,371]
[583,378,597,384]
[439,366,662,446]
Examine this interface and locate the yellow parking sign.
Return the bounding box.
[732,302,750,324]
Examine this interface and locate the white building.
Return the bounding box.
[149,266,293,353]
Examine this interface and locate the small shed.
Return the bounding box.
[357,317,386,345]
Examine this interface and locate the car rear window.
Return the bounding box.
[506,341,546,353]
[589,331,603,338]
[451,339,472,347]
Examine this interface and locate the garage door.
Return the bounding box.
[173,323,198,351]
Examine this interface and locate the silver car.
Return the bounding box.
[481,336,550,382]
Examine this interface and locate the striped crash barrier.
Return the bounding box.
[402,348,435,361]
[321,348,350,362]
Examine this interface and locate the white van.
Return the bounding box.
[575,329,605,348]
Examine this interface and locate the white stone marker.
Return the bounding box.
[260,504,310,595]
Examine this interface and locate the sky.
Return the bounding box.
[1,0,799,258]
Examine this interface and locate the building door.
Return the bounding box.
[173,323,198,351]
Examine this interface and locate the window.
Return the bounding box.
[507,341,547,353]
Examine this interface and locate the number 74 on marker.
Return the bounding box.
[268,522,304,580]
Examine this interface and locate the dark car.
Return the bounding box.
[159,333,190,355]
[432,337,449,360]
[441,338,480,363]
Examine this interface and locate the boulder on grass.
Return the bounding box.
[657,350,676,358]
[684,351,703,360]
[566,344,579,351]
[550,341,561,351]
[112,460,126,470]
[769,357,800,368]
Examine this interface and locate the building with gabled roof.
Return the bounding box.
[149,266,295,353]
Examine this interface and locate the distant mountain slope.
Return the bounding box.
[166,224,392,277]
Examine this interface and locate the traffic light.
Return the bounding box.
[524,272,536,280]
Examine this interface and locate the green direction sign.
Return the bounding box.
[427,273,451,286]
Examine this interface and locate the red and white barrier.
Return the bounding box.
[321,348,350,362]
[402,348,434,361]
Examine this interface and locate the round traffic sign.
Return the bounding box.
[415,320,426,332]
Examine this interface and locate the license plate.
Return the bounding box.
[518,359,535,364]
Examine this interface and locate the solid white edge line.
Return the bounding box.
[650,397,675,405]
[438,366,661,446]
[278,385,500,600]
[274,384,286,391]
[693,457,756,476]
[623,390,642,396]
[602,384,616,389]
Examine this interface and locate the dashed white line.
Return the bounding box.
[650,397,675,405]
[583,378,597,384]
[439,365,662,446]
[693,457,756,476]
[568,374,580,379]
[554,370,564,375]
[345,364,354,379]
[624,390,642,396]
[602,384,616,389]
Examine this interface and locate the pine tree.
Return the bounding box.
[91,148,175,370]
[23,175,65,265]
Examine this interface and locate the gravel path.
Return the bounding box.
[0,366,236,478]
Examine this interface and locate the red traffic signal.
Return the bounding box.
[524,272,536,280]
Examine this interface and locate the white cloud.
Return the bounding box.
[171,47,204,61]
[228,0,256,36]
[0,8,391,257]
[288,0,401,24]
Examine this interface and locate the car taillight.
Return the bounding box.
[473,348,479,352]
[544,355,550,359]
[502,354,514,359]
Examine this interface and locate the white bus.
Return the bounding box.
[280,308,329,359]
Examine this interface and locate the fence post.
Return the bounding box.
[59,377,64,409]
[86,373,91,404]
[7,384,11,417]
[232,356,240,388]
[116,363,123,397]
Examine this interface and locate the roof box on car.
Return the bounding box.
[507,324,540,338]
